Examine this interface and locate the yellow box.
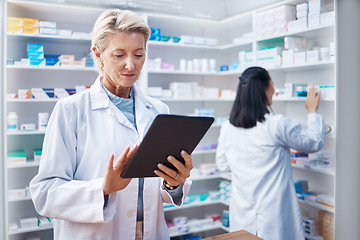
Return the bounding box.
[7,26,23,34]
[7,17,23,26]
[23,18,39,28]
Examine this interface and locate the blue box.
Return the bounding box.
[30,58,45,66]
[28,52,44,59]
[27,43,44,52]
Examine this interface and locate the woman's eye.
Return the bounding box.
[115,55,123,58]
[135,54,143,58]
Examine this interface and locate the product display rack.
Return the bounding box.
[2,0,336,239]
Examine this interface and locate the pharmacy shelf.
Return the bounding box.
[7,65,96,71]
[148,40,219,50]
[256,23,334,42]
[292,164,335,176]
[7,32,91,41]
[164,199,225,212]
[268,60,335,72]
[305,233,324,240]
[273,96,335,102]
[298,199,334,213]
[148,39,252,50]
[158,98,234,102]
[192,149,217,155]
[7,161,39,169]
[148,69,219,75]
[8,196,31,203]
[169,222,225,238]
[8,225,53,235]
[190,174,223,182]
[7,98,58,103]
[7,130,45,135]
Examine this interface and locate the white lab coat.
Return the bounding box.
[216,113,324,240]
[30,77,191,240]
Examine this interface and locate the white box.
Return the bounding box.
[284,82,294,97]
[55,88,70,99]
[309,0,324,13]
[296,10,308,19]
[284,37,307,50]
[307,49,320,63]
[294,51,307,65]
[19,217,38,229]
[321,11,335,25]
[39,21,56,28]
[31,88,49,99]
[282,50,294,66]
[296,3,308,11]
[147,87,163,97]
[287,18,308,32]
[308,13,321,27]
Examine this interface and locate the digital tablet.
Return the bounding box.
[121,114,214,178]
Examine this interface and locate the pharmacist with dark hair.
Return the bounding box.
[216,66,325,240]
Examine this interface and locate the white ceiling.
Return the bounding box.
[61,0,282,20]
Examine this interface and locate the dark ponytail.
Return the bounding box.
[229,66,271,128]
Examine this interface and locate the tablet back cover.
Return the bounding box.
[121,114,214,178]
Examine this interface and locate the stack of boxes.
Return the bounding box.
[303,217,320,237]
[288,2,309,32]
[27,43,45,66]
[39,21,56,35]
[308,0,324,28]
[7,17,23,34]
[23,18,39,34]
[257,46,282,68]
[256,5,296,38]
[318,210,334,240]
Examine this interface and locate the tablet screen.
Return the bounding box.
[121,114,214,178]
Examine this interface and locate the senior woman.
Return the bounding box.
[30,9,192,240]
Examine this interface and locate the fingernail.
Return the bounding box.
[154,170,159,174]
[181,150,186,155]
[158,163,164,168]
[167,156,173,160]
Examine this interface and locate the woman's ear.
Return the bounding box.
[92,46,101,60]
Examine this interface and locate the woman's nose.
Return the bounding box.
[125,57,135,71]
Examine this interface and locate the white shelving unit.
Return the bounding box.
[2,0,336,239]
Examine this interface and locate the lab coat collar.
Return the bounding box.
[89,76,111,110]
[89,76,153,110]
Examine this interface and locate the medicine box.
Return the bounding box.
[39,21,56,28]
[294,51,307,65]
[7,150,27,164]
[19,217,38,229]
[28,52,44,60]
[34,149,42,162]
[40,27,56,35]
[307,49,320,63]
[27,43,44,53]
[23,18,39,34]
[284,37,307,50]
[7,17,23,33]
[30,59,45,66]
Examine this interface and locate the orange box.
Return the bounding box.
[23,27,39,34]
[23,18,39,28]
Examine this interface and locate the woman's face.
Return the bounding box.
[99,31,146,97]
[265,79,275,106]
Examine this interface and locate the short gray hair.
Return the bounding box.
[91,9,151,72]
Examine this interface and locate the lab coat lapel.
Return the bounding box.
[133,84,155,140]
[89,76,135,130]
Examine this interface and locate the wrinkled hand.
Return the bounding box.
[154,150,193,188]
[103,145,138,195]
[306,86,321,113]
